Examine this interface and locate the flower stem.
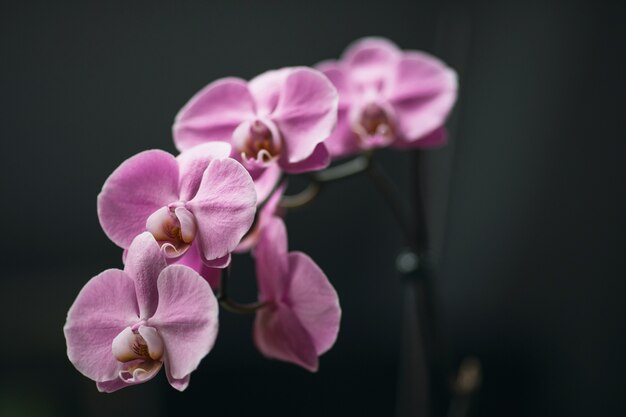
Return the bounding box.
[217,265,265,314]
[279,181,321,209]
[279,151,373,209]
[220,298,266,314]
[366,157,417,249]
[313,151,373,183]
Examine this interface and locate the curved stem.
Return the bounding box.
[279,181,321,209]
[220,298,266,314]
[312,151,372,183]
[217,265,265,314]
[366,158,417,249]
[257,175,286,211]
[279,151,373,209]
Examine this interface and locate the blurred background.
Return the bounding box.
[0,0,624,416]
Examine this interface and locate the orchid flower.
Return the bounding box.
[253,216,341,371]
[172,67,339,202]
[64,232,219,392]
[317,37,458,159]
[98,142,257,269]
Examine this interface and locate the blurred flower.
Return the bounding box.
[173,67,338,201]
[253,216,341,371]
[317,37,457,159]
[98,143,257,269]
[64,232,219,392]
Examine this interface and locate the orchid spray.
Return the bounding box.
[64,37,469,415]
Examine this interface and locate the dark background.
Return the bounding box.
[0,0,624,416]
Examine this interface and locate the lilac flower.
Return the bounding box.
[172,67,339,201]
[64,232,218,392]
[317,37,458,159]
[98,142,257,269]
[253,216,341,371]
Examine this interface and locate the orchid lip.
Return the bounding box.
[240,150,278,170]
[119,360,163,383]
[235,119,282,167]
[146,205,197,258]
[111,325,165,385]
[112,326,164,363]
[352,102,396,147]
[115,326,164,384]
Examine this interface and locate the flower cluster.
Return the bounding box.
[64,37,457,392]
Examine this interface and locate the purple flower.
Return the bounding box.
[98,142,257,269]
[64,232,219,392]
[253,216,341,372]
[172,67,339,201]
[317,37,458,159]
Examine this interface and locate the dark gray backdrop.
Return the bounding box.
[1,1,624,416]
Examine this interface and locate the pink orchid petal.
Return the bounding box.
[259,180,287,223]
[343,37,401,94]
[96,378,129,393]
[316,60,351,110]
[250,162,282,203]
[392,127,447,149]
[254,304,319,372]
[258,181,287,222]
[123,232,167,319]
[164,361,191,392]
[64,269,139,382]
[248,68,291,117]
[202,253,231,269]
[173,78,256,151]
[201,266,222,289]
[321,108,362,159]
[388,51,458,101]
[280,142,330,174]
[234,228,259,254]
[235,229,260,254]
[172,242,222,289]
[254,216,289,299]
[236,181,286,253]
[388,53,457,141]
[98,150,180,248]
[176,142,232,201]
[187,158,257,261]
[150,265,219,380]
[96,358,162,392]
[287,252,341,355]
[270,67,338,164]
